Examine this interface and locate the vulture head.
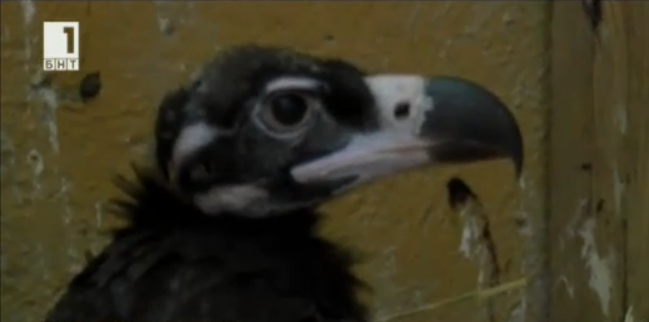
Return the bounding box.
[154,45,523,218]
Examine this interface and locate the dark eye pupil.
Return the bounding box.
[270,94,308,126]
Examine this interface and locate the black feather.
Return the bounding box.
[44,168,369,322]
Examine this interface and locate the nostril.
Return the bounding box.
[394,101,410,120]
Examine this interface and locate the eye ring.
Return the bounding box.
[254,91,320,138]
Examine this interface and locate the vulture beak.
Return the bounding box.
[290,75,524,192]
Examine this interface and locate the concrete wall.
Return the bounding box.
[0,2,549,322]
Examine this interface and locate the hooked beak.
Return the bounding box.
[290,75,523,192]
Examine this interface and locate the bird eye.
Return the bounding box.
[257,92,318,136]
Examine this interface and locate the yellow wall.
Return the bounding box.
[549,3,649,322]
[0,2,549,322]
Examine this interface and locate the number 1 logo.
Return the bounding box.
[43,21,80,71]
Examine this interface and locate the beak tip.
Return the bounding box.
[424,76,525,178]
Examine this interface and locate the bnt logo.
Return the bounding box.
[43,21,80,71]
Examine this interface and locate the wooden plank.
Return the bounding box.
[550,1,649,322]
[593,2,649,321]
[623,2,649,317]
[547,2,623,322]
[587,1,634,320]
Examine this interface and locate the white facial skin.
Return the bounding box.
[290,75,438,193]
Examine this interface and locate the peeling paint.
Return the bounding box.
[57,177,74,224]
[154,0,175,36]
[26,150,44,177]
[451,189,501,322]
[613,167,625,216]
[515,209,532,236]
[502,12,515,26]
[19,0,36,74]
[27,149,44,195]
[372,246,402,320]
[514,171,547,322]
[623,306,644,322]
[507,299,526,322]
[0,132,26,201]
[94,201,104,228]
[376,246,399,283]
[558,275,575,298]
[30,85,60,154]
[19,0,35,25]
[459,208,480,258]
[566,197,590,238]
[579,218,614,317]
[624,306,635,322]
[516,176,534,237]
[157,16,173,35]
[65,245,83,274]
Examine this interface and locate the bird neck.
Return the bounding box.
[105,168,368,320]
[110,168,326,234]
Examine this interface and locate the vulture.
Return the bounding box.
[44,45,523,322]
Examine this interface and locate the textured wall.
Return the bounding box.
[549,2,649,322]
[0,2,549,322]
